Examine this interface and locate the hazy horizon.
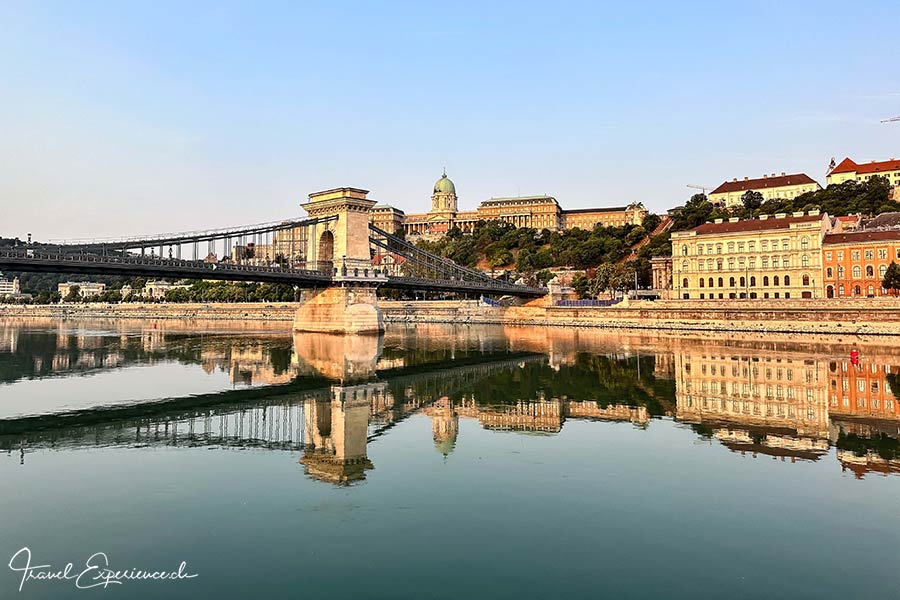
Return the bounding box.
[2,1,899,241]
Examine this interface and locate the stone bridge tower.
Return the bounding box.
[294,187,387,335]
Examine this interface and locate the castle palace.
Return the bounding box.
[370,171,647,239]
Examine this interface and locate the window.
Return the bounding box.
[750,276,756,286]
[801,255,809,267]
[738,242,745,253]
[683,278,689,288]
[801,237,809,250]
[728,242,735,253]
[837,251,844,261]
[682,245,688,256]
[762,257,769,269]
[716,244,722,254]
[782,239,789,250]
[825,251,832,261]
[698,246,704,255]
[852,250,860,261]
[708,277,713,288]
[868,285,875,296]
[838,265,845,278]
[740,276,745,286]
[865,249,874,260]
[784,275,790,286]
[749,258,756,269]
[880,265,887,277]
[852,266,861,278]
[763,276,770,286]
[772,257,779,268]
[698,262,705,272]
[826,267,833,278]
[699,279,704,287]
[803,274,810,286]
[717,259,723,271]
[774,276,780,286]
[728,258,735,269]
[839,284,845,296]
[729,277,736,287]
[718,277,724,288]
[878,248,887,260]
[761,241,768,251]
[748,242,756,252]
[682,260,689,271]
[866,265,874,277]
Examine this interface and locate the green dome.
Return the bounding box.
[433,171,456,195]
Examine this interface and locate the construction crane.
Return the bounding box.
[882,116,900,123]
[686,184,716,195]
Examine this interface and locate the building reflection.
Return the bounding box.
[3,320,900,481]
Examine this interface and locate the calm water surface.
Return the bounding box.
[1,319,898,599]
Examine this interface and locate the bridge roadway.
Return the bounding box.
[0,248,546,297]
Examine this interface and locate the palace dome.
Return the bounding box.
[433,171,456,195]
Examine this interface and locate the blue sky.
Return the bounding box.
[1,0,899,240]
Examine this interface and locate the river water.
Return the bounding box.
[0,319,898,599]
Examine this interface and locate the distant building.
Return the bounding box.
[371,252,406,276]
[671,211,831,300]
[709,173,821,208]
[650,256,673,299]
[144,280,191,300]
[0,274,20,297]
[58,281,106,299]
[827,157,900,188]
[374,171,648,239]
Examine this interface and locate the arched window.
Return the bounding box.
[729,277,736,287]
[683,278,689,288]
[682,260,689,270]
[802,274,810,286]
[708,277,713,288]
[784,275,790,286]
[801,255,809,267]
[774,276,780,286]
[826,267,833,278]
[699,279,705,288]
[880,265,888,277]
[867,285,875,296]
[801,237,809,250]
[852,266,861,278]
[718,277,724,288]
[682,245,688,256]
[826,285,834,298]
[750,276,756,286]
[854,285,861,295]
[740,276,746,287]
[763,276,770,286]
[866,265,874,277]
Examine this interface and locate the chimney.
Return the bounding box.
[781,172,785,176]
[771,173,776,177]
[744,177,748,181]
[733,178,737,182]
[763,174,768,178]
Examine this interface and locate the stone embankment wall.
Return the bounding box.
[2,299,899,335]
[378,299,900,336]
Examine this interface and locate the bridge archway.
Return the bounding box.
[318,230,334,269]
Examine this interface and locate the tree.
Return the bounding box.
[64,285,81,303]
[883,262,900,296]
[741,190,764,211]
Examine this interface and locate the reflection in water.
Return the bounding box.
[2,319,900,482]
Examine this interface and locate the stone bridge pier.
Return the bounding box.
[293,187,387,334]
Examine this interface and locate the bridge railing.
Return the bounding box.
[0,249,333,278]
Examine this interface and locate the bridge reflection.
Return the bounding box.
[3,322,900,481]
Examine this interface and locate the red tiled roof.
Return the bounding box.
[710,173,819,195]
[830,157,900,175]
[823,230,900,245]
[691,214,824,235]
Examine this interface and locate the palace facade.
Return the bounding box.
[377,171,647,238]
[822,230,900,298]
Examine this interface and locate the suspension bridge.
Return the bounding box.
[0,187,546,332]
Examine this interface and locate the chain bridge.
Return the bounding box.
[0,187,546,333]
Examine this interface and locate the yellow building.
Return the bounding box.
[370,204,405,235]
[709,172,821,208]
[670,211,831,300]
[826,157,900,187]
[58,281,107,299]
[560,204,646,230]
[476,195,562,230]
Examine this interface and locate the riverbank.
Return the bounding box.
[1,299,899,335]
